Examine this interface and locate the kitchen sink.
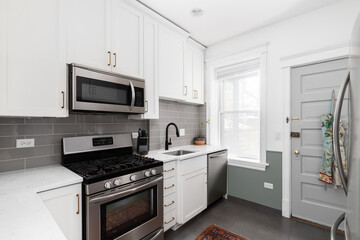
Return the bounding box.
[163,150,195,156]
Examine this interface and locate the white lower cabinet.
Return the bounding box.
[177,155,207,224]
[38,183,82,240]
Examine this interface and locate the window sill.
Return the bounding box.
[228,158,269,171]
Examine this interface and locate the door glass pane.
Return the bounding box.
[77,76,130,105]
[220,112,260,160]
[101,186,157,240]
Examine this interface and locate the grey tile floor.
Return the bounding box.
[164,197,345,240]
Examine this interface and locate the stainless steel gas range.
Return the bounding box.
[62,134,164,240]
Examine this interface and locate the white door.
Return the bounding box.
[183,45,193,102]
[142,15,159,119]
[158,25,185,101]
[0,0,67,117]
[181,168,207,223]
[66,0,110,71]
[39,184,82,240]
[291,58,348,227]
[191,47,204,104]
[110,0,143,78]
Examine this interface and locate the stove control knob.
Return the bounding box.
[113,179,121,186]
[144,171,150,177]
[104,181,112,189]
[130,175,137,181]
[151,169,157,175]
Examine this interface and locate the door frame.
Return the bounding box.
[280,41,349,218]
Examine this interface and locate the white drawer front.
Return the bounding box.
[164,176,176,196]
[164,193,176,214]
[163,161,176,179]
[182,155,207,176]
[164,210,176,232]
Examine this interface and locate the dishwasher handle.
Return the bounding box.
[209,151,228,158]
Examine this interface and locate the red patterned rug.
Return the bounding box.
[195,224,248,240]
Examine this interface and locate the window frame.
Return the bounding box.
[207,45,268,171]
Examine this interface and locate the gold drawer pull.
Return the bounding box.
[164,217,175,224]
[76,194,80,215]
[108,51,111,66]
[184,86,188,96]
[164,184,175,190]
[163,168,175,173]
[61,91,65,109]
[113,52,117,67]
[164,201,175,207]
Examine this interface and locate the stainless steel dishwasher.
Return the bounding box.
[207,150,228,206]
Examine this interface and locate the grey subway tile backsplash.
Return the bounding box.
[149,100,206,151]
[0,100,206,172]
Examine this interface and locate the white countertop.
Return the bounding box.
[147,145,227,162]
[0,165,83,240]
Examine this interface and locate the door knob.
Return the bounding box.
[294,150,300,155]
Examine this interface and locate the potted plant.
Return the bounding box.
[194,119,210,145]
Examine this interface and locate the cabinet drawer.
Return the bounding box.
[164,210,176,232]
[164,176,176,196]
[163,161,176,179]
[164,193,176,214]
[182,155,207,175]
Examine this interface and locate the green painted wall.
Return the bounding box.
[228,151,282,210]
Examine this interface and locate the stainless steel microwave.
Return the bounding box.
[69,64,145,114]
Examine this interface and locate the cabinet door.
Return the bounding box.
[181,168,207,223]
[67,0,109,71]
[183,45,193,102]
[38,184,82,240]
[158,25,185,101]
[0,0,67,117]
[191,48,205,104]
[110,0,143,78]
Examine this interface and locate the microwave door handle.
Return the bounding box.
[129,81,135,111]
[333,71,350,195]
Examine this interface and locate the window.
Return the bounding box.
[218,60,261,161]
[213,52,267,170]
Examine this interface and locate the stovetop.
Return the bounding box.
[65,154,163,184]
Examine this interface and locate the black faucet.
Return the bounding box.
[165,122,180,150]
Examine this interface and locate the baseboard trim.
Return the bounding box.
[291,216,344,235]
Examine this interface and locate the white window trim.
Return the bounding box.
[206,43,268,171]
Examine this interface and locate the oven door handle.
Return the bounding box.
[129,81,135,111]
[89,176,163,204]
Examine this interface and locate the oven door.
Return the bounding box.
[86,176,163,240]
[70,64,145,114]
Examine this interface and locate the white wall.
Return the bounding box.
[205,0,360,152]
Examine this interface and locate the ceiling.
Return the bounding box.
[138,0,343,46]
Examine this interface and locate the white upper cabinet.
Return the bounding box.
[129,15,159,120]
[158,25,186,101]
[184,39,205,104]
[109,0,144,78]
[0,0,68,117]
[66,0,110,71]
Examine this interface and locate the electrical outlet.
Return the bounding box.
[264,182,273,190]
[132,132,139,138]
[180,129,185,136]
[16,139,35,148]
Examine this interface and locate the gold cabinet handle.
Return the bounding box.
[61,91,65,109]
[164,184,175,190]
[163,168,175,173]
[113,52,117,67]
[108,51,111,66]
[184,86,188,96]
[76,194,80,215]
[294,150,300,155]
[164,217,175,224]
[193,90,198,99]
[145,100,148,113]
[205,172,208,184]
[292,117,300,121]
[164,201,175,207]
